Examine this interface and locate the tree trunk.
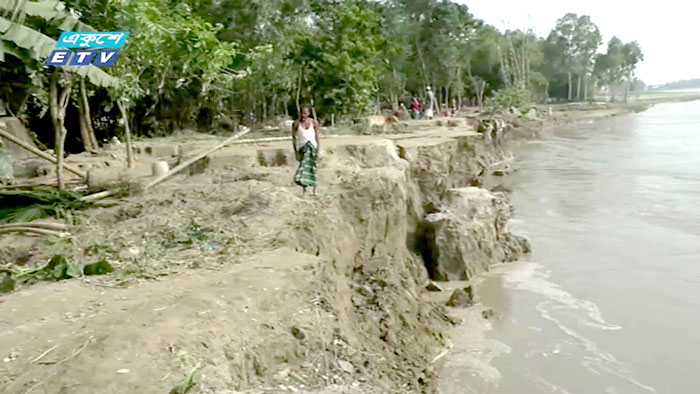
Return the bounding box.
[456,65,463,109]
[117,100,134,169]
[78,107,92,152]
[583,74,589,101]
[415,40,430,86]
[49,75,61,189]
[50,72,73,190]
[624,79,630,103]
[270,93,277,121]
[476,80,485,110]
[567,72,573,101]
[79,78,98,151]
[295,69,302,117]
[444,85,449,113]
[576,73,582,101]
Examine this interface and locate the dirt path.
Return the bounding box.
[1,248,331,394]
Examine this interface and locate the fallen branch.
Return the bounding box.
[0,227,69,237]
[145,128,252,190]
[30,345,59,364]
[0,128,87,179]
[0,222,68,231]
[24,335,95,394]
[225,134,345,146]
[78,189,117,203]
[430,349,450,364]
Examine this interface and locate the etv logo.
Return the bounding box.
[46,31,129,67]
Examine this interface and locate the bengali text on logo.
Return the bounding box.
[46,31,129,67]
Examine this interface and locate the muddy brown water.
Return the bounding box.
[440,100,700,394]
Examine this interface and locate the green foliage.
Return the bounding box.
[83,259,115,275]
[169,350,203,394]
[542,13,602,100]
[0,3,118,88]
[486,86,533,114]
[0,188,88,222]
[593,37,644,100]
[96,0,237,134]
[169,365,203,394]
[0,270,15,293]
[305,0,384,115]
[2,254,115,292]
[652,78,700,91]
[2,0,645,142]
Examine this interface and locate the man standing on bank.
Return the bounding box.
[292,107,320,196]
[425,86,437,119]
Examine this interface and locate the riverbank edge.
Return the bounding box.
[0,96,696,394]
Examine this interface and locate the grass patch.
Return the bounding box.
[1,254,114,293]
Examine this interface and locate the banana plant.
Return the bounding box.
[0,0,120,189]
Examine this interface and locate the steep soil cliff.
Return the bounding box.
[0,125,527,393]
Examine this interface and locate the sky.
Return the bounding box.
[460,0,699,86]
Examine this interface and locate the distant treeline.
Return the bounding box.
[1,0,644,147]
[651,79,700,91]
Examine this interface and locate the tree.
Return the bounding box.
[594,37,643,102]
[0,0,118,189]
[107,0,238,136]
[621,41,643,102]
[594,37,624,100]
[294,0,384,117]
[547,13,601,101]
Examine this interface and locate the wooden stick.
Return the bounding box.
[213,134,344,146]
[144,128,252,190]
[78,189,117,203]
[0,227,69,237]
[30,345,59,364]
[0,222,68,231]
[117,101,134,169]
[0,129,86,179]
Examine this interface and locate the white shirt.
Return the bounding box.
[296,121,317,149]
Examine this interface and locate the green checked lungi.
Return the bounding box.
[294,142,317,187]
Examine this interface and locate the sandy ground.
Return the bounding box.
[1,249,331,394]
[3,124,486,394]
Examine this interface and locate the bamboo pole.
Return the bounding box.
[117,101,134,169]
[0,222,68,231]
[78,189,116,203]
[0,227,69,237]
[216,134,344,146]
[0,128,86,179]
[144,128,252,190]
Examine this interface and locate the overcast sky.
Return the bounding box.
[460,0,699,85]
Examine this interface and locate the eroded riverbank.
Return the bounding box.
[1,119,530,393]
[439,100,700,394]
[2,98,695,393]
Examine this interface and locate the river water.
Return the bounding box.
[441,100,700,394]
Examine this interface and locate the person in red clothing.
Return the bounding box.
[410,97,422,120]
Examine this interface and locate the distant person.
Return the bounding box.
[425,86,436,119]
[410,97,422,120]
[292,107,320,196]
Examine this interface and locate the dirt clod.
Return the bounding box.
[446,286,474,308]
[291,327,306,340]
